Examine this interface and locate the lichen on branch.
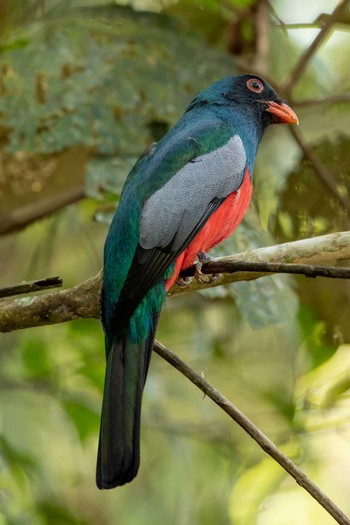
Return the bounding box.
[1,231,350,333]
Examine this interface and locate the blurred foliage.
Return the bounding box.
[1,1,350,524]
[0,9,234,156]
[0,3,236,216]
[276,136,350,240]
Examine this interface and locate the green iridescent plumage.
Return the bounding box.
[97,74,298,489]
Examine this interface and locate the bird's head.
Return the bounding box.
[189,74,298,131]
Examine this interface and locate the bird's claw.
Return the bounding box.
[176,251,222,286]
[176,275,192,287]
[194,251,222,284]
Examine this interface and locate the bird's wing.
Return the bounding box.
[108,115,248,328]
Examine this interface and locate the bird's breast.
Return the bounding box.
[166,168,252,290]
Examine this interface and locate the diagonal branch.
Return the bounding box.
[1,231,350,333]
[290,127,350,215]
[282,0,350,96]
[153,341,350,525]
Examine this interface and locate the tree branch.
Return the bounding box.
[290,127,350,215]
[180,260,350,279]
[251,0,270,74]
[0,185,85,235]
[282,0,350,96]
[292,94,350,107]
[0,272,101,333]
[0,276,63,299]
[1,231,350,333]
[171,230,350,296]
[153,341,350,525]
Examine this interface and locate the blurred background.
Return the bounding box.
[0,1,350,523]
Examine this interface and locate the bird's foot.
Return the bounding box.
[176,275,192,287]
[194,251,222,284]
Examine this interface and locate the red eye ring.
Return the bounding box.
[246,78,264,93]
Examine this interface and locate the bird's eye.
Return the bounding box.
[246,78,264,93]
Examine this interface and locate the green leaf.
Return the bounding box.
[64,399,99,442]
[297,344,350,409]
[298,305,336,370]
[229,456,288,525]
[37,501,88,525]
[0,436,38,488]
[22,337,53,380]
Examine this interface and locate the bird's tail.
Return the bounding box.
[96,313,159,489]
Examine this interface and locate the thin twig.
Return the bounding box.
[0,276,63,299]
[0,272,101,333]
[290,126,350,215]
[282,0,350,96]
[292,94,350,107]
[153,340,350,525]
[277,21,350,31]
[180,261,350,279]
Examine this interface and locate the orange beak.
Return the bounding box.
[265,101,299,125]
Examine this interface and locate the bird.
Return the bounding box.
[96,74,298,489]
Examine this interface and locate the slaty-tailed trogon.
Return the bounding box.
[96,74,298,489]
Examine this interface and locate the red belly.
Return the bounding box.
[166,169,252,290]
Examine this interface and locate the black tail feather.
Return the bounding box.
[96,313,160,489]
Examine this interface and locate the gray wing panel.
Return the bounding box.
[139,134,246,251]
